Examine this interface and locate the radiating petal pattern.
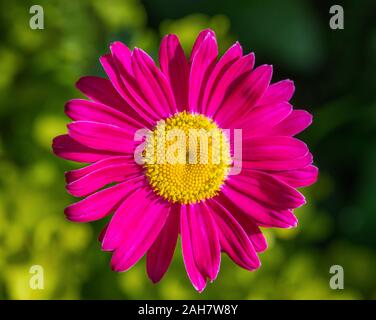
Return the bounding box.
[146,204,180,283]
[159,35,189,111]
[52,28,317,292]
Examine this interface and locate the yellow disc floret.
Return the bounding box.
[143,111,231,204]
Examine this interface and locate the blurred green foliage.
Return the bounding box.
[0,0,375,299]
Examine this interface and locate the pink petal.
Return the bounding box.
[187,203,220,281]
[220,185,299,228]
[132,48,177,115]
[257,79,295,106]
[213,196,268,253]
[238,220,267,253]
[100,53,159,124]
[270,165,319,188]
[239,154,314,173]
[65,156,133,183]
[241,102,293,136]
[189,34,218,113]
[64,176,145,222]
[201,42,243,114]
[266,109,313,136]
[76,76,126,111]
[207,199,260,270]
[241,136,312,171]
[52,134,120,163]
[159,34,189,111]
[180,205,207,292]
[76,76,148,127]
[109,41,133,75]
[214,65,273,127]
[66,162,142,197]
[65,99,142,132]
[205,53,255,117]
[189,29,215,64]
[102,187,167,250]
[256,209,298,228]
[227,170,306,210]
[67,121,134,154]
[107,189,171,272]
[146,203,180,283]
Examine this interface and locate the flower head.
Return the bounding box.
[53,29,317,292]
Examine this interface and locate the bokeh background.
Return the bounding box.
[0,0,375,299]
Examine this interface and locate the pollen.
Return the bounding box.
[143,111,231,204]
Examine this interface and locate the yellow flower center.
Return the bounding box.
[143,111,231,204]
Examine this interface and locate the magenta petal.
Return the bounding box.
[257,79,295,106]
[132,48,177,115]
[181,205,207,292]
[102,186,156,251]
[64,176,144,222]
[241,102,293,136]
[109,41,133,75]
[76,75,149,127]
[65,99,142,132]
[256,209,298,229]
[188,203,221,281]
[100,53,159,124]
[52,134,120,163]
[201,42,243,114]
[220,185,299,228]
[228,170,306,210]
[241,136,311,171]
[146,203,180,283]
[76,76,131,114]
[67,121,134,154]
[240,153,313,172]
[65,156,133,183]
[108,190,171,272]
[205,52,255,117]
[213,195,268,253]
[271,165,319,188]
[159,34,189,111]
[208,199,261,270]
[189,34,218,113]
[267,109,313,136]
[240,222,268,253]
[66,162,142,197]
[189,29,216,64]
[214,64,273,127]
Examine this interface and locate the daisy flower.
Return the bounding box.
[52,29,317,292]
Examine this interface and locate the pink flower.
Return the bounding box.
[52,29,317,292]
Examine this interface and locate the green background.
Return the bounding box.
[0,0,375,299]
